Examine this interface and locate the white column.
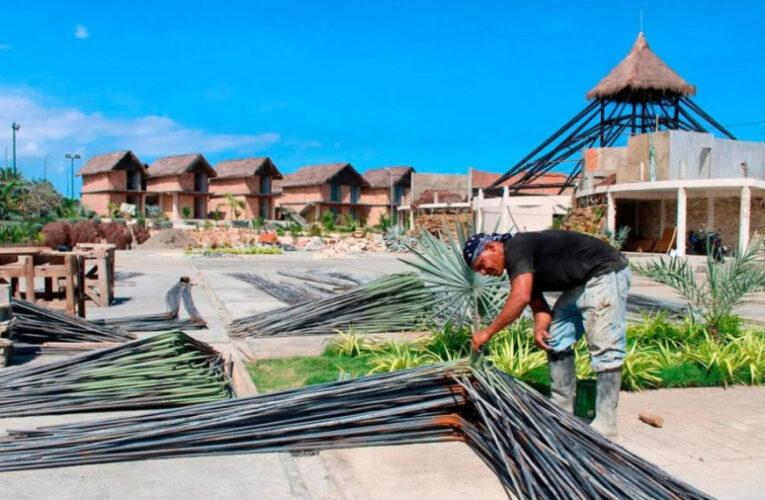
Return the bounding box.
[706,196,715,231]
[500,186,510,233]
[676,188,687,256]
[171,193,180,220]
[606,191,616,233]
[740,186,751,253]
[475,189,484,232]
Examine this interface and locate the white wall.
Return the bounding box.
[473,194,571,233]
[668,131,765,180]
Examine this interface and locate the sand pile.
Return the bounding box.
[140,229,195,249]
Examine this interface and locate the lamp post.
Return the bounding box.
[11,123,20,176]
[65,153,81,199]
[386,167,395,227]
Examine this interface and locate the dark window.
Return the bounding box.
[259,197,270,218]
[350,185,360,203]
[394,185,405,205]
[194,172,207,192]
[330,206,339,216]
[330,183,341,202]
[260,175,271,194]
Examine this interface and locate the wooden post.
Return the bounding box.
[22,256,34,303]
[676,188,687,256]
[740,186,751,254]
[0,284,10,321]
[64,254,76,316]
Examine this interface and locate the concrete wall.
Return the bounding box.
[668,132,765,181]
[411,173,469,201]
[473,195,570,233]
[361,187,411,225]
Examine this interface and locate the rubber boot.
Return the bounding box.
[547,350,576,414]
[590,368,622,439]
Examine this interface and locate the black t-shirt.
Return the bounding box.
[503,230,628,293]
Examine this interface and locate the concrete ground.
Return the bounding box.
[1,248,763,499]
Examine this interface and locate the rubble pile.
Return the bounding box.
[188,228,260,249]
[310,236,386,259]
[559,203,606,234]
[140,229,195,250]
[415,212,471,236]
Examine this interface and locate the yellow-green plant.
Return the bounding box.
[369,341,428,373]
[488,332,546,379]
[327,330,378,357]
[621,342,663,391]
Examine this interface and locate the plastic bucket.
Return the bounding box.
[574,379,597,419]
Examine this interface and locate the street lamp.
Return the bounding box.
[11,123,20,175]
[65,153,81,199]
[386,167,395,227]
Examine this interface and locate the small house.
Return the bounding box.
[277,162,369,221]
[145,153,216,220]
[209,157,283,220]
[77,151,146,216]
[361,166,414,226]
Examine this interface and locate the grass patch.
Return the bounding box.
[246,352,374,393]
[186,246,283,256]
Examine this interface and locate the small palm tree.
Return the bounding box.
[223,193,244,220]
[632,238,765,337]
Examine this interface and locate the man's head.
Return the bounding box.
[463,233,511,276]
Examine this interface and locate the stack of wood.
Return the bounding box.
[416,212,471,236]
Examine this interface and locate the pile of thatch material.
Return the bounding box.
[41,221,72,248]
[131,223,151,244]
[70,220,103,244]
[100,222,133,250]
[41,220,137,250]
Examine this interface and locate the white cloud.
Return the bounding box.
[0,90,281,162]
[0,44,11,50]
[75,25,89,39]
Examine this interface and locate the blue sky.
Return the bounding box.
[1,1,763,196]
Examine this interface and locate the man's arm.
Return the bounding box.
[529,295,553,350]
[471,272,534,351]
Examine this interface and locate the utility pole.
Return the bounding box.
[386,167,394,225]
[64,153,81,199]
[11,123,20,176]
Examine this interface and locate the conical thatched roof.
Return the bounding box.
[586,32,696,102]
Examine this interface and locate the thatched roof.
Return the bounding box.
[363,166,414,188]
[77,151,146,176]
[586,32,696,102]
[281,162,369,188]
[147,153,216,178]
[212,157,283,180]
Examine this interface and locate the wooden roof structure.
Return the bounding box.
[281,162,369,188]
[77,151,146,176]
[147,154,216,178]
[363,166,414,188]
[212,157,283,180]
[491,32,735,192]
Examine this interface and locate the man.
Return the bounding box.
[463,230,630,438]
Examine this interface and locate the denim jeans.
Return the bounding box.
[547,267,631,372]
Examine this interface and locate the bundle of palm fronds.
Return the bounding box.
[403,225,508,330]
[230,270,374,306]
[228,272,430,337]
[0,362,712,499]
[0,331,232,417]
[9,299,135,344]
[94,277,207,332]
[228,273,326,305]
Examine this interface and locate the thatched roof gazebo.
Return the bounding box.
[491,32,735,192]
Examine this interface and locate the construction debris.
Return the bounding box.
[0,362,713,499]
[0,331,232,417]
[228,273,429,337]
[310,236,385,258]
[140,228,194,250]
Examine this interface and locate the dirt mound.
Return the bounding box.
[100,222,133,250]
[141,229,194,249]
[70,220,104,246]
[41,221,72,249]
[131,224,151,245]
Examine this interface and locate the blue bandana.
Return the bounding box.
[463,233,512,267]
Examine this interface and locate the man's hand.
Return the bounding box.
[471,329,493,352]
[534,328,551,351]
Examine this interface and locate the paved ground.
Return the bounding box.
[1,248,763,499]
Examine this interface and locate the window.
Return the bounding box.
[394,185,405,205]
[259,175,271,194]
[259,197,270,219]
[350,185,360,203]
[330,183,341,202]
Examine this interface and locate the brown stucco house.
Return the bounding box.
[276,162,370,221]
[208,157,283,220]
[361,166,414,225]
[78,151,146,216]
[145,153,216,220]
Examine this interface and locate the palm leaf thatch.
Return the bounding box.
[0,331,232,417]
[227,272,430,337]
[0,362,713,499]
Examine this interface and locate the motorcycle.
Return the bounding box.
[688,228,726,262]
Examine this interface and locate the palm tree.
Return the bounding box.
[632,238,765,336]
[223,193,245,221]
